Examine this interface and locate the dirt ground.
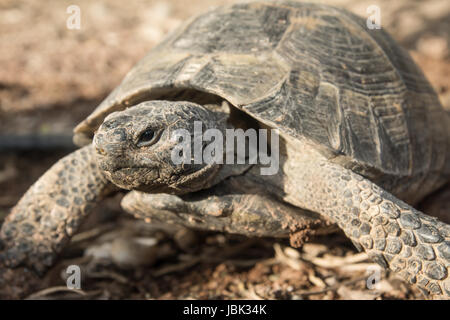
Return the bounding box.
[0,0,449,300]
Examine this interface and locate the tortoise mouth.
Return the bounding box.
[101,166,162,191]
[102,161,222,194]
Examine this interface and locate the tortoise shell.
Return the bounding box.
[74,1,449,178]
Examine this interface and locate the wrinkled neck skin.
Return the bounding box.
[239,134,368,209]
[244,133,446,214]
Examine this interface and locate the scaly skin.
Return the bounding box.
[263,145,450,298]
[0,145,113,276]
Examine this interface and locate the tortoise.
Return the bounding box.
[1,0,449,298]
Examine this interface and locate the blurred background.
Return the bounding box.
[0,0,449,299]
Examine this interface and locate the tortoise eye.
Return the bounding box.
[137,128,159,147]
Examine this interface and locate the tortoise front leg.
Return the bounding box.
[0,144,114,276]
[266,151,450,299]
[121,176,332,242]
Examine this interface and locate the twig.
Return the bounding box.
[26,286,88,299]
[70,223,116,243]
[295,275,368,297]
[152,257,202,277]
[87,271,129,284]
[301,252,369,268]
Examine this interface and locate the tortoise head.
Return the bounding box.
[93,100,226,194]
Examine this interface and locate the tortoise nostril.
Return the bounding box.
[94,135,105,155]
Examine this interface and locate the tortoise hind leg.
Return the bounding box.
[121,176,332,243]
[0,144,115,276]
